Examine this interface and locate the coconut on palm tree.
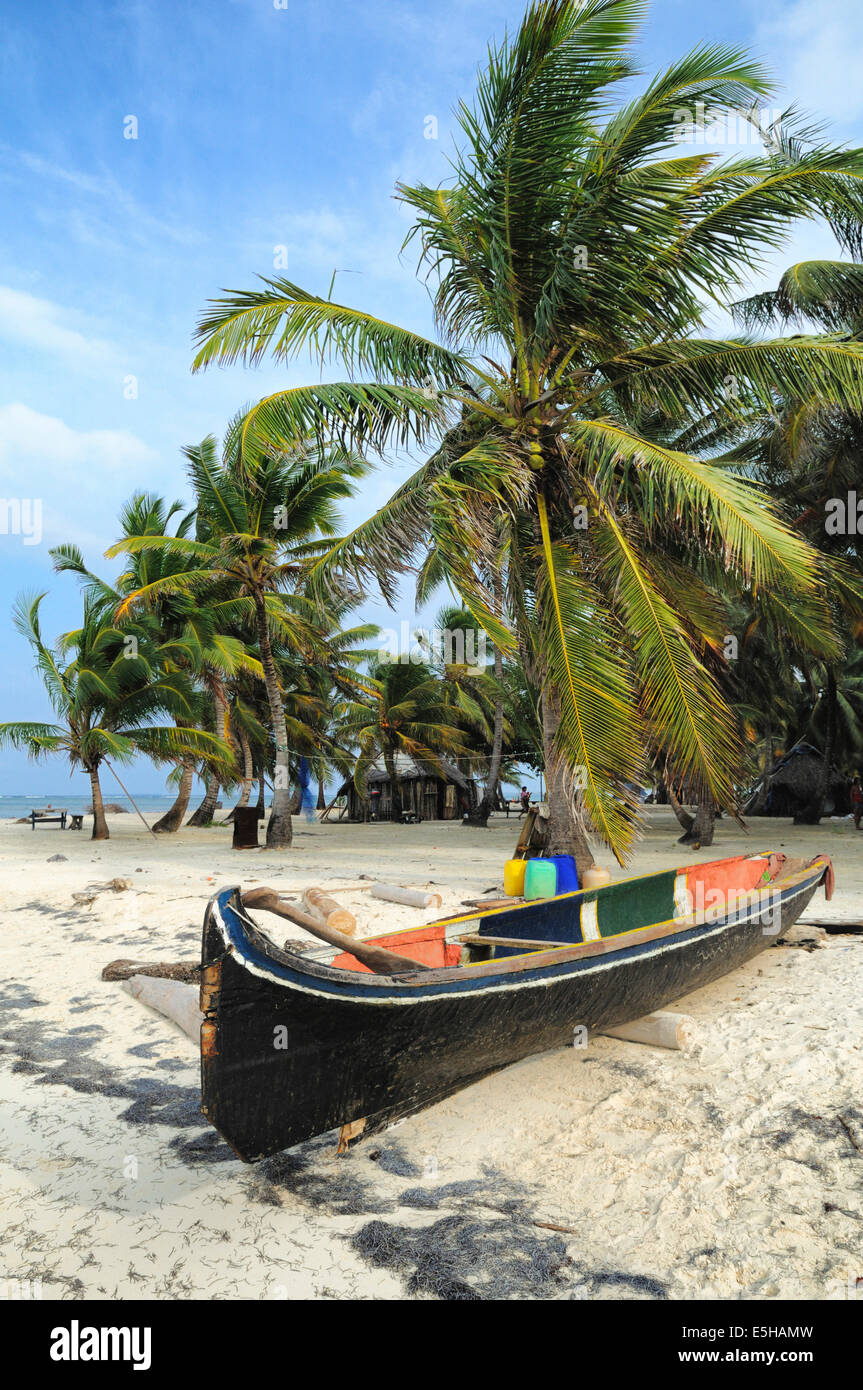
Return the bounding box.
[191,0,863,871]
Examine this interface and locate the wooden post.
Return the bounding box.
[598,1011,696,1050]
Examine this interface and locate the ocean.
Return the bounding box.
[0,793,179,820]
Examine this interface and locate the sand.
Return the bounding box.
[1,807,861,1301]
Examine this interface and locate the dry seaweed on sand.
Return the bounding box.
[351,1213,573,1301]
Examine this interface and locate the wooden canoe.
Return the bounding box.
[199,850,832,1161]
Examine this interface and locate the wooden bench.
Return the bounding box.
[29,809,68,830]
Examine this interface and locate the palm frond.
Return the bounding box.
[535,494,643,860]
[193,276,473,386]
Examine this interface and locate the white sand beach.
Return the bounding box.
[1,808,861,1302]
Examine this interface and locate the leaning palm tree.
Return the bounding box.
[0,592,228,839]
[106,423,366,848]
[192,0,863,870]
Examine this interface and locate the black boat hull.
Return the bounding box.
[200,865,824,1161]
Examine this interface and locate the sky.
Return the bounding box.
[1,0,862,796]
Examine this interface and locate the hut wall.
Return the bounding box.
[345,773,466,821]
[423,779,441,820]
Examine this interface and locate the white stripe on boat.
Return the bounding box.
[580,900,600,941]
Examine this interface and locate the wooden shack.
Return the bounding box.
[338,753,476,822]
[745,741,850,820]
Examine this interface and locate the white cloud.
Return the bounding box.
[0,402,160,551]
[0,402,156,471]
[0,286,116,366]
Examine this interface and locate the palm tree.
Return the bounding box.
[53,493,261,833]
[0,592,227,839]
[191,1,863,872]
[106,424,366,848]
[728,251,863,820]
[285,600,381,812]
[338,657,482,821]
[222,677,269,817]
[426,600,508,824]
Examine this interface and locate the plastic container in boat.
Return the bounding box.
[524,858,558,899]
[582,865,612,891]
[545,854,578,894]
[503,858,527,897]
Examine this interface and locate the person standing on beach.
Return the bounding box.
[851,776,863,829]
[519,785,531,817]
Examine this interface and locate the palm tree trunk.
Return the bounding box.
[465,576,505,829]
[232,727,254,812]
[666,777,695,839]
[464,644,504,828]
[316,776,326,811]
[187,770,221,827]
[188,686,228,826]
[800,670,838,824]
[88,764,109,841]
[253,590,292,848]
[540,685,595,879]
[383,745,402,821]
[153,757,194,833]
[691,789,716,846]
[748,725,773,815]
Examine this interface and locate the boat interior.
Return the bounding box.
[248,851,824,976]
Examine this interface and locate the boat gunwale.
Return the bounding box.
[208,854,830,1003]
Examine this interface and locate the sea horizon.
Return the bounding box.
[0,792,190,820]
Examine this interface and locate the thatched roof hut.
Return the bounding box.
[746,742,850,820]
[334,752,476,822]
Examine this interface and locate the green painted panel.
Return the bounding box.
[583,868,679,939]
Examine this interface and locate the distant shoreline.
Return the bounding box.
[0,794,179,820]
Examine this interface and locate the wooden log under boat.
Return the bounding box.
[199,851,832,1161]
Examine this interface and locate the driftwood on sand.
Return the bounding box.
[73,877,133,908]
[121,975,202,1042]
[369,882,442,909]
[101,959,200,982]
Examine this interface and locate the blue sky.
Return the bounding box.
[1,0,862,796]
